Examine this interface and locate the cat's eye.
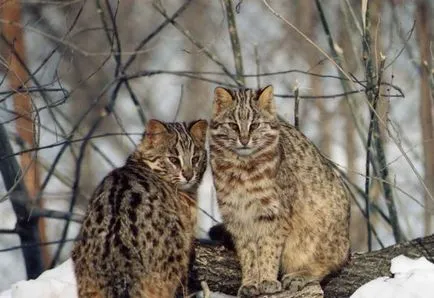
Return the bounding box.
[250,123,260,131]
[169,157,180,166]
[192,156,200,164]
[228,123,239,131]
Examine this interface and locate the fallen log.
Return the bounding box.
[190,234,434,297]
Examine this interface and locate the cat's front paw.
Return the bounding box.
[281,275,315,293]
[238,283,260,297]
[259,279,282,294]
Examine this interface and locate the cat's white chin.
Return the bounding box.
[235,148,255,156]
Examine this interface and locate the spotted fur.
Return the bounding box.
[209,86,350,297]
[72,119,208,298]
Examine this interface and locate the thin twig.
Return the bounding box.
[50,80,124,268]
[293,85,300,129]
[275,89,403,100]
[0,229,17,234]
[374,56,402,243]
[342,179,385,248]
[263,0,354,83]
[317,0,371,170]
[126,70,237,87]
[223,0,244,85]
[98,0,146,125]
[152,2,241,86]
[362,3,402,247]
[122,0,193,71]
[0,132,142,161]
[126,68,405,95]
[265,0,432,206]
[173,85,184,121]
[126,70,404,99]
[29,207,83,223]
[0,238,78,253]
[254,45,260,88]
[363,2,375,251]
[32,57,115,207]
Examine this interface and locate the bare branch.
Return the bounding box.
[223,0,244,85]
[152,1,241,86]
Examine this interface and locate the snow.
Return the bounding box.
[1,255,433,298]
[0,259,76,298]
[351,255,434,298]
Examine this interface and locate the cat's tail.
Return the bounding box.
[208,223,235,251]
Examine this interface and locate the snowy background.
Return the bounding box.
[0,0,432,296]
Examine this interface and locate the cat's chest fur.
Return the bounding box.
[211,152,280,226]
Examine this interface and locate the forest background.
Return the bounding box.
[0,0,432,291]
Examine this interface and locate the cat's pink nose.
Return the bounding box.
[240,136,249,146]
[183,169,193,181]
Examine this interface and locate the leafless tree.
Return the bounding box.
[0,0,431,295]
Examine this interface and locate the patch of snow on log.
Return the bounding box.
[351,255,434,298]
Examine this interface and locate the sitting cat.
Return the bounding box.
[72,119,208,298]
[209,86,350,297]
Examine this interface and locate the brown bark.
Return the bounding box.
[416,0,434,236]
[176,1,214,122]
[294,0,332,156]
[1,0,49,267]
[190,234,434,297]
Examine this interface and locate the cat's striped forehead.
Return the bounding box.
[229,88,260,102]
[163,122,197,154]
[227,88,261,121]
[230,88,259,102]
[164,122,189,135]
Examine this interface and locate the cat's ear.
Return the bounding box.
[213,87,233,116]
[189,119,208,146]
[143,119,169,147]
[257,85,276,114]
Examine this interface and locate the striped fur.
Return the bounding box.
[72,119,208,298]
[209,86,350,297]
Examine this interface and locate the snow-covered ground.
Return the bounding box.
[0,259,76,298]
[1,255,433,298]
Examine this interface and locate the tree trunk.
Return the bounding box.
[176,1,213,122]
[1,0,50,268]
[190,234,434,297]
[0,123,44,279]
[416,0,434,236]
